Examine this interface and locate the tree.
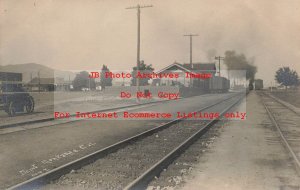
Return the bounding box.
[275,67,299,89]
[100,65,113,89]
[72,71,96,91]
[131,60,154,86]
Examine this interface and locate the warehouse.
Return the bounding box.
[0,72,22,82]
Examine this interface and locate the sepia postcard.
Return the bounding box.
[0,0,299,189]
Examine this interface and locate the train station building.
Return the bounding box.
[154,62,216,87]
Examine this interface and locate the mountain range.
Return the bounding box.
[0,63,76,82]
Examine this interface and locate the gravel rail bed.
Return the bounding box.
[259,93,300,171]
[147,120,227,190]
[45,121,207,190]
[44,96,239,190]
[145,94,244,189]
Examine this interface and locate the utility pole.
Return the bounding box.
[38,71,40,93]
[126,4,153,103]
[69,75,71,91]
[183,34,198,69]
[215,56,224,77]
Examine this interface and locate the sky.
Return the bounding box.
[0,0,300,86]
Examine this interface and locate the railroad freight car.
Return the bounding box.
[208,76,230,93]
[254,79,263,90]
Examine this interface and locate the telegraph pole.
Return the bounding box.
[183,34,198,69]
[38,71,40,93]
[126,4,153,103]
[215,56,224,77]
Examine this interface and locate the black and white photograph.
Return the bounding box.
[0,0,300,189]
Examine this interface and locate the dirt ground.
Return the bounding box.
[0,89,178,126]
[0,93,236,189]
[271,89,300,108]
[180,91,300,190]
[0,91,136,127]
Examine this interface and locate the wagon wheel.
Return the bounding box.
[8,101,16,117]
[25,96,34,113]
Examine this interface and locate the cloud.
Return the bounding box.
[1,0,300,86]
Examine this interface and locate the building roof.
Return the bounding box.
[156,62,216,74]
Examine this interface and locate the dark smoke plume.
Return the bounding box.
[224,50,257,83]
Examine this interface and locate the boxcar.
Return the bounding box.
[208,76,230,93]
[254,79,263,90]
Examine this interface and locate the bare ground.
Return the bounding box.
[178,91,300,190]
[271,89,300,108]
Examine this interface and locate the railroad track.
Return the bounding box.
[259,91,300,173]
[8,92,245,190]
[0,99,178,130]
[0,93,240,134]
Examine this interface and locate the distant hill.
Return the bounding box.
[0,63,75,82]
